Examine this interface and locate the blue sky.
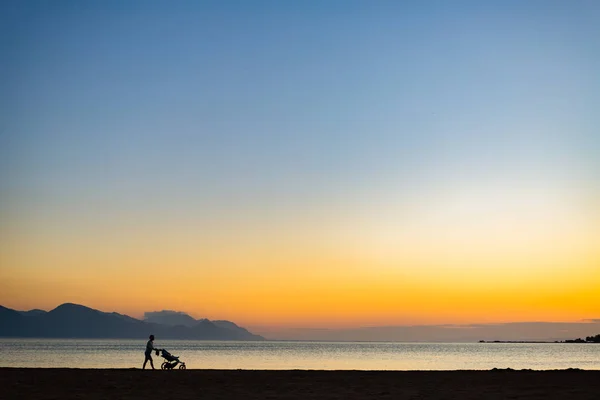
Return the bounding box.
[2,1,598,213]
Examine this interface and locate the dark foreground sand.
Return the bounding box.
[3,368,600,400]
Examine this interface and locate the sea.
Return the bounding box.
[1,339,599,370]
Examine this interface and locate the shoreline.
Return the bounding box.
[1,366,596,370]
[4,368,600,399]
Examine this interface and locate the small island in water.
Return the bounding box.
[562,334,600,343]
[479,334,600,344]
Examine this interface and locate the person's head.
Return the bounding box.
[149,334,155,341]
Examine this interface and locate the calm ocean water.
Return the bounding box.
[1,339,599,370]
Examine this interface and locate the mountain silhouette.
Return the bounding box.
[0,303,263,340]
[143,310,259,339]
[19,309,47,317]
[144,310,199,327]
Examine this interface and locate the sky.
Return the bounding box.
[1,1,599,336]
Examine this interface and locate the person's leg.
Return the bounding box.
[143,354,150,369]
[149,355,155,370]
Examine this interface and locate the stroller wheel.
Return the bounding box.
[161,362,167,370]
[179,364,186,370]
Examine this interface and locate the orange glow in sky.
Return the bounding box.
[1,1,599,333]
[2,183,598,328]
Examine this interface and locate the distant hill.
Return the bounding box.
[19,309,47,317]
[144,310,259,339]
[0,303,264,341]
[144,310,199,327]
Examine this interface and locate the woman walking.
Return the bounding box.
[143,334,157,369]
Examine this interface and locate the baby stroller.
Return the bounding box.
[156,348,186,370]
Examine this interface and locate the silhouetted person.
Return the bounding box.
[143,334,157,369]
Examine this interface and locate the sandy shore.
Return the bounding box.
[3,368,600,399]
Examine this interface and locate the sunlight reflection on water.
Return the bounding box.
[1,339,599,370]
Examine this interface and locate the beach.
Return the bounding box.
[3,368,600,399]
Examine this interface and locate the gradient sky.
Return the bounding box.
[1,1,599,332]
